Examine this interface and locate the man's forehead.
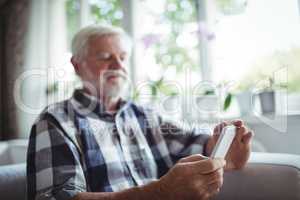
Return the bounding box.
[88,34,129,53]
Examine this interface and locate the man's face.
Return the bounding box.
[75,34,129,97]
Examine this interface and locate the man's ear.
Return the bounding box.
[71,56,80,75]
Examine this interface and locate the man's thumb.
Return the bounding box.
[178,154,208,163]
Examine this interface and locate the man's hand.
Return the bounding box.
[74,155,225,200]
[154,154,225,200]
[206,120,253,170]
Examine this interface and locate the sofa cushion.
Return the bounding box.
[0,139,28,165]
[0,163,26,200]
[0,153,299,200]
[213,163,300,200]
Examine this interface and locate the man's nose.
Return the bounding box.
[110,58,124,70]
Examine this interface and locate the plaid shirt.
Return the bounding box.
[27,89,211,200]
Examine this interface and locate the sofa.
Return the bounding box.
[213,153,300,200]
[0,139,27,165]
[0,152,299,200]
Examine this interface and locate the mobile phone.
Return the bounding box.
[210,125,236,159]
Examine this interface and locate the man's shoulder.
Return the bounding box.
[34,99,72,124]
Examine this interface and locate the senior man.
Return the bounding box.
[27,24,253,200]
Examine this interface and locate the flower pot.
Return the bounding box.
[236,90,253,116]
[259,90,275,115]
[194,95,221,119]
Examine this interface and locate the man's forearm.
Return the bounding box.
[72,180,161,200]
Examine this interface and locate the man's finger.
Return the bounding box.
[202,171,224,197]
[207,182,222,197]
[179,154,208,163]
[213,122,229,135]
[232,119,243,127]
[242,131,253,144]
[207,178,223,190]
[191,158,226,174]
[201,168,223,185]
[235,126,247,141]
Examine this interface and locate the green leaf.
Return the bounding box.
[223,93,232,111]
[132,89,140,101]
[204,90,215,95]
[151,84,158,97]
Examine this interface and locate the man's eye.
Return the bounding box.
[120,56,126,61]
[97,53,111,60]
[120,54,127,61]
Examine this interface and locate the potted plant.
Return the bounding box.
[194,85,233,118]
[258,77,276,115]
[235,89,253,116]
[258,76,289,115]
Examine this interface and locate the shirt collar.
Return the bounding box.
[72,89,127,121]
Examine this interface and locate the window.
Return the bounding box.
[135,0,201,84]
[89,0,122,26]
[47,0,123,102]
[66,0,81,49]
[63,0,204,119]
[213,0,300,93]
[134,0,202,115]
[62,0,300,115]
[22,0,300,153]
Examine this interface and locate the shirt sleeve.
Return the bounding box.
[27,113,87,200]
[158,115,211,163]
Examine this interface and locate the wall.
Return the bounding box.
[187,113,300,155]
[0,0,29,139]
[248,115,300,155]
[0,1,5,140]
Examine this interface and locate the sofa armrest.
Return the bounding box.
[212,152,300,200]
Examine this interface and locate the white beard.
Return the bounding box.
[102,79,125,98]
[100,70,128,99]
[82,66,128,99]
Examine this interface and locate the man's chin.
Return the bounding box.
[104,84,125,98]
[106,91,122,99]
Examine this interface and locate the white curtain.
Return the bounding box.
[16,0,68,138]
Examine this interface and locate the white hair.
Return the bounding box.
[71,24,131,61]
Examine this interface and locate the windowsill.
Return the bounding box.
[224,113,300,125]
[187,113,300,126]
